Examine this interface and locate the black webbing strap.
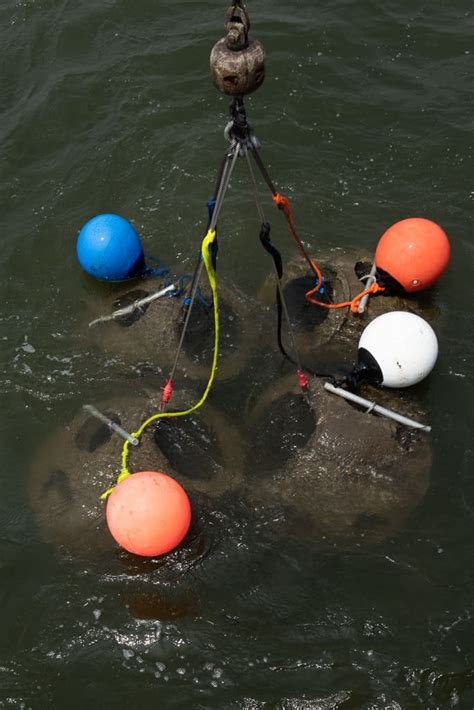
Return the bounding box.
[259,221,288,360]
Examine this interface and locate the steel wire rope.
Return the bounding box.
[163,140,240,406]
[100,143,242,496]
[101,226,222,498]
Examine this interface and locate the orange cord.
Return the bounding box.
[306,280,385,313]
[272,192,385,313]
[272,193,324,290]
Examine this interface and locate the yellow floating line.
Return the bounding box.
[101,228,220,500]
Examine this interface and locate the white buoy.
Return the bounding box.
[358,311,438,388]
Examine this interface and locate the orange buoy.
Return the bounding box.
[375,218,450,293]
[106,471,191,557]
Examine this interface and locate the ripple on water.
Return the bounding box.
[0,0,473,706]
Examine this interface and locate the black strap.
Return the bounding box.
[259,222,288,359]
[258,221,338,384]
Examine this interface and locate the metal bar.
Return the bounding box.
[83,405,139,445]
[324,383,432,432]
[88,284,176,327]
[357,263,377,314]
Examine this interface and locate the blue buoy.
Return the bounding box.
[76,214,145,281]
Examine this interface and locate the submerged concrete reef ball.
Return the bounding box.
[86,274,265,382]
[245,375,431,546]
[258,249,440,372]
[29,391,243,555]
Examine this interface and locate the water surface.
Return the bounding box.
[0,0,473,707]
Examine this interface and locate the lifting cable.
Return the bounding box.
[101,143,241,497]
[159,141,240,412]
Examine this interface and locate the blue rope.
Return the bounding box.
[143,256,212,309]
[142,256,171,280]
[139,197,219,309]
[178,274,213,309]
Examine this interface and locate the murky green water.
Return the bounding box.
[1,1,473,707]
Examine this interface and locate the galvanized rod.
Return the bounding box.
[357,263,377,313]
[324,383,431,432]
[83,405,140,445]
[88,284,176,327]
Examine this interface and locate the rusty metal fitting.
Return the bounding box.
[223,97,260,150]
[210,2,265,96]
[224,2,250,50]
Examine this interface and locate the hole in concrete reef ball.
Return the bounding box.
[353,512,387,531]
[178,298,240,359]
[283,270,335,331]
[42,469,73,501]
[249,393,316,476]
[75,412,121,453]
[154,415,224,480]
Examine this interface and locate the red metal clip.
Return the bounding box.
[297,369,309,394]
[161,378,174,407]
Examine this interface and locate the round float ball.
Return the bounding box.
[106,471,191,557]
[375,218,450,293]
[358,311,438,388]
[76,213,145,281]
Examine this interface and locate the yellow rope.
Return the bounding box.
[101,228,220,500]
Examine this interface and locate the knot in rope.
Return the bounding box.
[272,193,291,219]
[100,467,131,501]
[306,279,385,313]
[349,282,385,313]
[271,192,324,292]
